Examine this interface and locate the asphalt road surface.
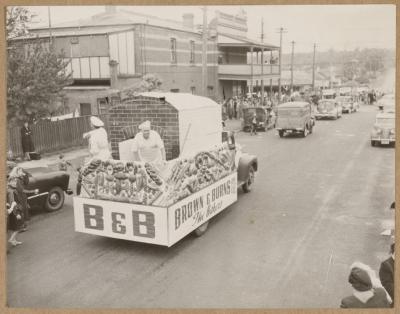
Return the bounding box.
[7,104,395,309]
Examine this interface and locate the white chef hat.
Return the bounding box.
[139,120,151,130]
[90,116,104,127]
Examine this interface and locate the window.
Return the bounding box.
[170,88,180,93]
[170,38,177,64]
[207,86,214,97]
[69,57,110,79]
[189,40,195,64]
[108,31,135,75]
[80,103,92,116]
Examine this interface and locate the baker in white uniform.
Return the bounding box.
[83,116,112,161]
[131,120,166,165]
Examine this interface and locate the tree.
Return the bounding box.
[6,8,72,126]
[6,7,35,40]
[122,74,163,98]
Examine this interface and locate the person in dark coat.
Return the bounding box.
[20,121,35,160]
[379,243,394,306]
[341,262,391,308]
[7,177,24,246]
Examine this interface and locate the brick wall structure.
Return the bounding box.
[108,96,180,160]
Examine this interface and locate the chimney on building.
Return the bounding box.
[182,13,194,29]
[105,6,117,14]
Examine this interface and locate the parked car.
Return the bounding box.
[336,96,359,113]
[370,112,395,147]
[276,102,315,138]
[22,167,73,212]
[242,107,275,131]
[315,99,342,120]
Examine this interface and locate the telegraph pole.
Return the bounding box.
[312,43,316,90]
[201,6,208,97]
[48,6,53,45]
[260,18,264,105]
[290,40,295,93]
[276,27,287,102]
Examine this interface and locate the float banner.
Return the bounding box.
[73,197,169,246]
[168,172,237,245]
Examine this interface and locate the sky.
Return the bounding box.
[23,4,396,54]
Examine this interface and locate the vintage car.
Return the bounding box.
[335,96,359,113]
[242,107,275,131]
[370,112,395,147]
[315,99,342,120]
[276,101,315,138]
[22,167,73,212]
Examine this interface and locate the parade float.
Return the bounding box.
[73,93,257,247]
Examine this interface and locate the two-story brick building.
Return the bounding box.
[20,7,281,116]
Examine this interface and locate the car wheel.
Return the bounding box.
[309,124,313,134]
[371,140,376,147]
[194,221,210,237]
[242,165,255,193]
[278,130,284,137]
[302,126,309,137]
[44,186,65,212]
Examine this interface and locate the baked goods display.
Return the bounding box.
[79,143,235,206]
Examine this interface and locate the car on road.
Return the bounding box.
[336,96,359,113]
[276,101,315,138]
[315,99,342,120]
[370,112,395,147]
[23,167,73,212]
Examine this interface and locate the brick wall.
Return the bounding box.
[108,96,180,160]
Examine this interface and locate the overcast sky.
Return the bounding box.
[24,5,395,54]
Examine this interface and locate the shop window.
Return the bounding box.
[170,38,177,64]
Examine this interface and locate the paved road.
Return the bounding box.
[7,104,395,309]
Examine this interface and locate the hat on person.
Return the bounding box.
[348,267,372,291]
[139,120,151,131]
[90,116,104,127]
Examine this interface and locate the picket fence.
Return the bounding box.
[7,115,109,157]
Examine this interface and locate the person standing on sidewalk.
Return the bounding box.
[20,121,35,161]
[379,243,394,306]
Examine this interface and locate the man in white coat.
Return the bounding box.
[131,120,165,165]
[83,116,112,161]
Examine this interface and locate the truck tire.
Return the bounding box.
[194,221,209,237]
[45,186,65,212]
[302,126,309,138]
[278,130,284,137]
[242,165,255,193]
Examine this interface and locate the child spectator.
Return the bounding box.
[58,154,73,172]
[7,177,24,246]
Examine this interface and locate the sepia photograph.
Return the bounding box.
[3,3,396,310]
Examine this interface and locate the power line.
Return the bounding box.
[276,27,288,100]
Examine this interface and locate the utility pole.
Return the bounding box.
[48,6,53,45]
[312,43,316,90]
[276,27,287,102]
[290,40,295,93]
[260,18,264,105]
[201,6,208,97]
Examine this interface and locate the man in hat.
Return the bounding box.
[83,116,111,161]
[131,120,165,165]
[340,262,391,308]
[379,243,395,306]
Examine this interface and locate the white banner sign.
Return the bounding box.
[73,197,169,246]
[167,172,237,245]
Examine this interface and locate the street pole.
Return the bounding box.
[312,43,316,90]
[48,6,53,46]
[201,6,208,97]
[260,18,264,106]
[290,40,295,93]
[276,27,286,102]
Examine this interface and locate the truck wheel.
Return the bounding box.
[242,165,255,193]
[45,186,65,212]
[278,130,284,137]
[194,221,209,237]
[371,140,376,147]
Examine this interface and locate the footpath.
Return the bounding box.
[18,118,243,169]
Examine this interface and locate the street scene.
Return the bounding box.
[4,4,396,310]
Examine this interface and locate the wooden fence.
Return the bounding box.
[7,115,109,157]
